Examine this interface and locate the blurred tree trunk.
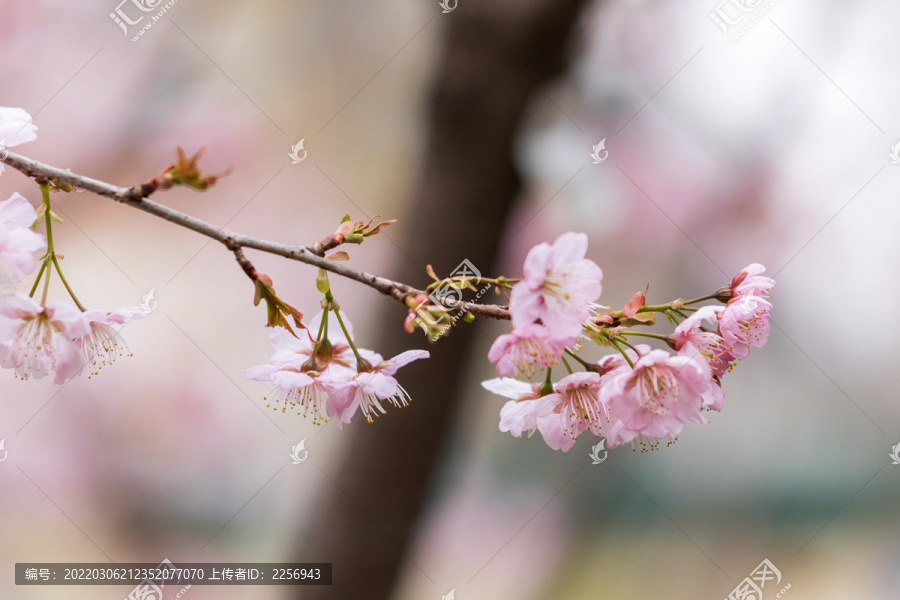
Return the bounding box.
[298,1,590,598]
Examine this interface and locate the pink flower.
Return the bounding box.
[245,309,357,423]
[248,309,355,373]
[729,263,775,298]
[509,232,603,339]
[487,323,568,379]
[78,306,150,378]
[326,349,430,428]
[0,193,46,284]
[718,295,772,360]
[252,366,353,425]
[0,294,89,383]
[672,305,733,379]
[483,378,556,438]
[0,107,38,175]
[672,306,733,411]
[485,371,612,452]
[535,371,609,451]
[601,349,710,450]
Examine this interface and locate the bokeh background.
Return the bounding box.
[1,0,899,599]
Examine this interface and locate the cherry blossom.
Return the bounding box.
[718,294,772,360]
[253,309,355,372]
[0,294,89,383]
[326,349,430,428]
[483,378,555,438]
[78,306,150,378]
[256,367,353,425]
[509,232,603,339]
[729,263,775,298]
[245,309,357,422]
[0,107,38,175]
[601,349,710,450]
[672,305,733,379]
[487,323,569,379]
[0,193,46,284]
[535,371,610,451]
[484,371,613,452]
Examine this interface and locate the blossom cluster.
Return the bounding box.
[245,308,428,428]
[0,108,149,383]
[2,105,775,451]
[482,232,775,452]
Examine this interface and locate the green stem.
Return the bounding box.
[39,183,86,310]
[610,338,634,368]
[683,293,718,305]
[40,258,51,305]
[28,260,48,298]
[316,307,328,341]
[538,367,554,396]
[560,355,574,375]
[621,330,669,341]
[636,303,677,313]
[326,292,364,364]
[565,348,593,369]
[51,257,85,310]
[309,306,329,356]
[617,336,643,359]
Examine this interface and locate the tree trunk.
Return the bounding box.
[298,1,590,598]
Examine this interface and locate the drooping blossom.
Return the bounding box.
[487,323,569,379]
[244,309,356,422]
[535,371,609,451]
[671,305,733,411]
[255,366,353,425]
[509,232,603,339]
[484,370,612,452]
[265,309,355,371]
[0,107,38,175]
[672,305,734,377]
[327,348,430,428]
[0,193,46,284]
[483,378,556,438]
[718,294,772,360]
[601,349,710,450]
[0,294,89,383]
[78,306,150,378]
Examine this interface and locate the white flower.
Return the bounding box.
[0,107,38,174]
[0,294,89,383]
[0,193,46,284]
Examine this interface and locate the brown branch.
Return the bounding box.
[0,149,511,321]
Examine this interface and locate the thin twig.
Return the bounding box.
[1,150,511,320]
